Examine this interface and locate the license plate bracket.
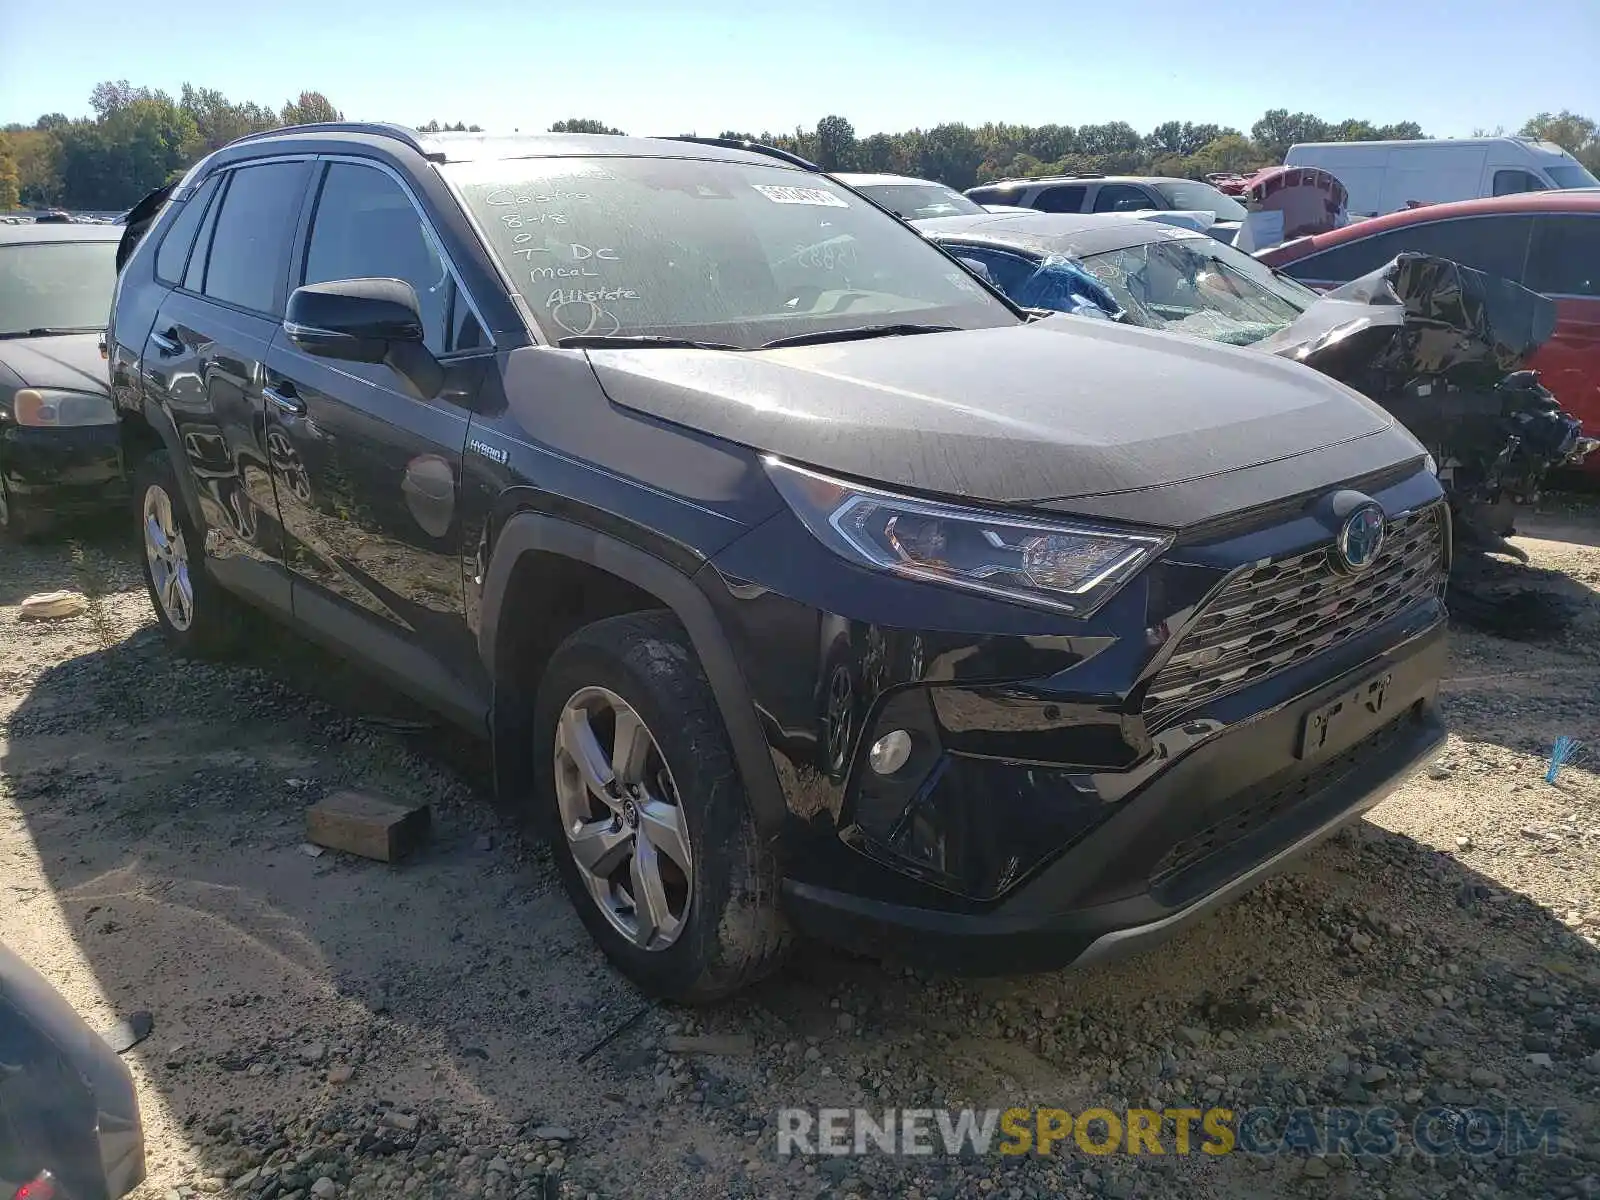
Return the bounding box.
[1297,670,1393,761]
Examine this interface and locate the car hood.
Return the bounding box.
[0,333,109,393]
[586,318,1426,528]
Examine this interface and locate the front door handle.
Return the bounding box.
[263,382,306,417]
[150,328,181,355]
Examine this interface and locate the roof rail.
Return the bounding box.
[660,136,820,172]
[225,122,444,161]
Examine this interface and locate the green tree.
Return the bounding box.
[1376,121,1425,140]
[1520,110,1600,170]
[9,129,62,206]
[857,132,896,172]
[1250,109,1330,160]
[181,85,278,153]
[915,123,983,190]
[89,80,167,118]
[814,114,857,171]
[56,97,199,209]
[0,138,20,210]
[549,118,623,135]
[1189,134,1266,177]
[281,92,342,126]
[1330,118,1380,141]
[1144,121,1231,158]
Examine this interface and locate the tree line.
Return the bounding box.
[0,82,484,211]
[2,82,1598,212]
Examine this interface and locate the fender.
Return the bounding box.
[132,397,207,533]
[478,511,788,838]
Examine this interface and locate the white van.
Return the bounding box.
[1283,137,1598,218]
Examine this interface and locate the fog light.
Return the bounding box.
[868,730,913,775]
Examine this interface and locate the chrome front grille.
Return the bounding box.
[1143,505,1446,726]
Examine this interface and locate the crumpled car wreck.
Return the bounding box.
[922,210,1593,628]
[1256,252,1597,561]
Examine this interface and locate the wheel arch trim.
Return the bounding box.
[479,511,787,837]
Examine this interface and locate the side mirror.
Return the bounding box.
[285,278,443,400]
[285,278,424,363]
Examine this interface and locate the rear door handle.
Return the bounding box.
[263,382,306,417]
[150,328,181,355]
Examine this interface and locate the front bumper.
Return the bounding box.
[781,619,1447,975]
[1,423,127,519]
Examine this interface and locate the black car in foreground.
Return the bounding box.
[0,223,125,539]
[110,124,1449,1001]
[0,943,146,1198]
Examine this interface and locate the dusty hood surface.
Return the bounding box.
[0,332,110,393]
[588,316,1417,527]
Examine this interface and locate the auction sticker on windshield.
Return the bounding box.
[752,184,849,208]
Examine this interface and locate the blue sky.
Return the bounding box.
[2,0,1596,137]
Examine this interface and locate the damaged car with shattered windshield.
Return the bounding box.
[922,211,1595,584]
[111,128,1453,1000]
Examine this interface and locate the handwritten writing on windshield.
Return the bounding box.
[523,243,621,281]
[485,186,590,207]
[520,243,640,336]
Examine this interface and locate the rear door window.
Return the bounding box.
[201,161,311,315]
[1282,215,1534,284]
[183,181,223,293]
[1033,185,1086,213]
[1092,184,1156,213]
[1526,215,1600,296]
[154,175,220,284]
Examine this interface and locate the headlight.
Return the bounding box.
[766,457,1171,617]
[12,388,116,428]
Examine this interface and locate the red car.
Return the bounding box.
[1259,191,1600,468]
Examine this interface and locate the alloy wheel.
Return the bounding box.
[142,484,194,631]
[553,687,694,950]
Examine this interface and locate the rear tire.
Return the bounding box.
[132,450,243,658]
[533,611,790,1003]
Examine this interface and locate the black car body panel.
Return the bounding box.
[586,318,1409,517]
[0,333,108,394]
[0,944,145,1199]
[112,125,1450,986]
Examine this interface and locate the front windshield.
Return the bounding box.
[855,183,987,221]
[447,157,1015,347]
[1153,181,1248,222]
[0,240,117,336]
[1078,233,1315,345]
[1546,164,1600,189]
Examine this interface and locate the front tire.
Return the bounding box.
[132,450,242,657]
[0,474,40,542]
[533,611,790,1003]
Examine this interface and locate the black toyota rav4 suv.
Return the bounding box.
[108,124,1449,1002]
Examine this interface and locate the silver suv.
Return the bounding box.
[964,174,1246,243]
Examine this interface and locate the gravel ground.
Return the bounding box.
[2,502,1599,1200]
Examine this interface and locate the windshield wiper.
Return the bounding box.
[557,334,744,351]
[759,323,961,350]
[0,325,103,339]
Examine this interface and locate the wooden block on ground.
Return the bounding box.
[306,790,430,862]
